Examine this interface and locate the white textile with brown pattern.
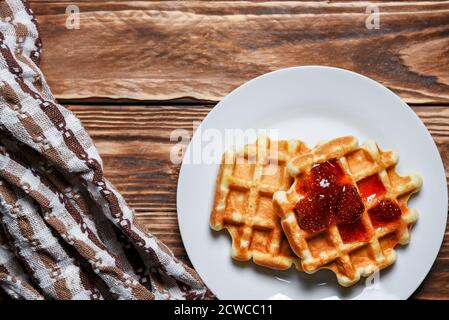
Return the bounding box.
[0,0,209,300]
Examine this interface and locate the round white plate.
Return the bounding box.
[177,66,447,300]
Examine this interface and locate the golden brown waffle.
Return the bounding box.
[210,136,310,270]
[273,136,422,286]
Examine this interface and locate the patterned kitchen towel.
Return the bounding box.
[0,0,210,300]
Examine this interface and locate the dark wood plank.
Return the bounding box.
[66,104,449,299]
[30,1,449,103]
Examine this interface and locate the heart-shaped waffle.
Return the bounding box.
[210,136,309,270]
[273,136,422,286]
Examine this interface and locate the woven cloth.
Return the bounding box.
[0,0,209,300]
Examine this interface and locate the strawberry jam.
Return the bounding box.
[294,159,365,236]
[337,184,365,224]
[368,199,402,228]
[338,220,367,243]
[357,174,386,204]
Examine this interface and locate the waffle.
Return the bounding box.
[273,136,422,286]
[210,136,310,270]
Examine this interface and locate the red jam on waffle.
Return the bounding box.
[294,160,403,243]
[294,159,366,241]
[357,174,386,204]
[338,220,368,243]
[358,175,402,227]
[368,199,402,227]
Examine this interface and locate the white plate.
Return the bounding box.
[177,66,447,300]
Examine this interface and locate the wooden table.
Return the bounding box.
[31,1,449,299]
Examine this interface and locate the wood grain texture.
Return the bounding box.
[65,104,449,299]
[30,1,449,103]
